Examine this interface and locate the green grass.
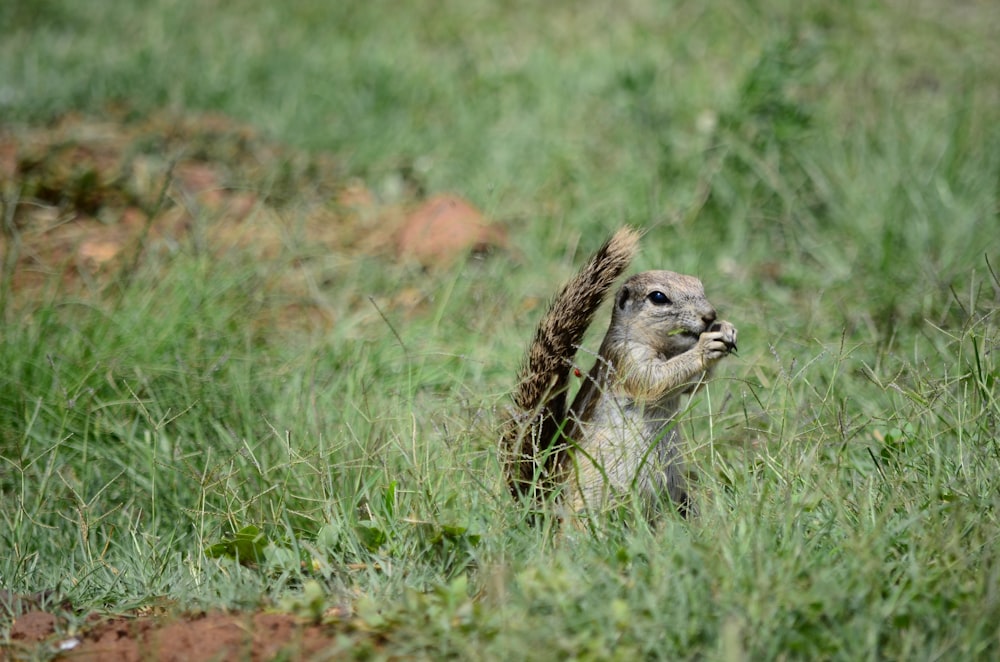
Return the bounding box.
[2,0,1000,658]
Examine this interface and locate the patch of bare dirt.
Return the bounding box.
[2,597,374,661]
[0,110,505,324]
[2,112,320,292]
[396,193,507,267]
[8,610,58,645]
[68,611,343,661]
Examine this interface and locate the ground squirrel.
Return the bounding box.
[501,228,737,519]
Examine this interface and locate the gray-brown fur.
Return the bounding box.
[501,228,640,503]
[565,271,737,518]
[502,229,738,520]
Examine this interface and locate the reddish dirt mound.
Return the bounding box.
[8,609,59,647]
[396,193,507,267]
[2,111,334,293]
[71,611,335,661]
[1,110,505,307]
[4,606,371,661]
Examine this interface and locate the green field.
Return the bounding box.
[2,0,999,658]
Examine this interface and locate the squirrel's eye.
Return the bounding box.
[647,291,671,305]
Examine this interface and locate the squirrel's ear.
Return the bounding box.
[616,285,630,311]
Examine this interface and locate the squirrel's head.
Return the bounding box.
[611,270,718,355]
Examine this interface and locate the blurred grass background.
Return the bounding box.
[2,0,999,657]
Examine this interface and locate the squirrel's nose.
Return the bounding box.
[702,310,717,328]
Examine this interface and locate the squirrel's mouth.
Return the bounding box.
[665,328,701,345]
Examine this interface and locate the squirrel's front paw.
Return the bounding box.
[709,320,738,353]
[701,320,738,362]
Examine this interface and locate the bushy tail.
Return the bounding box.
[501,228,640,503]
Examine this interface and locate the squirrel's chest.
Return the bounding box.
[582,393,682,448]
[571,392,685,500]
